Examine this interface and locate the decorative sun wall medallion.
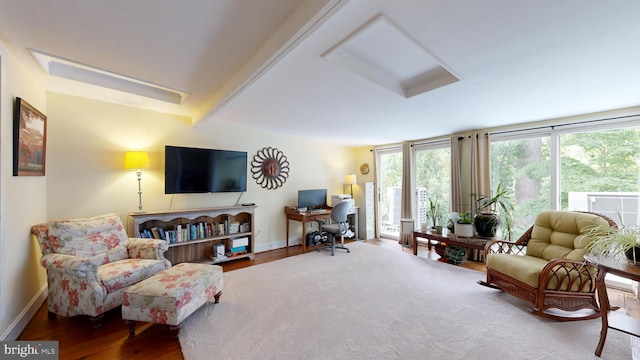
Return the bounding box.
[251,147,290,189]
[360,163,370,175]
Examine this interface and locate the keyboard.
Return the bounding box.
[309,209,327,213]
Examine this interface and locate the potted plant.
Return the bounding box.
[427,198,443,233]
[586,218,640,264]
[473,183,514,238]
[455,210,474,238]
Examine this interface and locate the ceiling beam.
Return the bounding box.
[193,0,349,125]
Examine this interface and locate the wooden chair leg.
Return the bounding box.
[214,291,222,303]
[169,323,182,338]
[125,320,137,336]
[90,314,104,329]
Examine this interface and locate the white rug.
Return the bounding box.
[179,241,631,360]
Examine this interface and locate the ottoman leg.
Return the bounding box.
[169,323,182,338]
[125,320,137,336]
[90,314,104,329]
[214,291,222,303]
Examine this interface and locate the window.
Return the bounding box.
[375,147,403,239]
[560,126,640,226]
[491,121,639,291]
[413,141,451,229]
[490,133,551,240]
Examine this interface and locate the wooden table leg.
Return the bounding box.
[286,218,289,249]
[413,232,418,255]
[595,269,609,357]
[302,220,307,253]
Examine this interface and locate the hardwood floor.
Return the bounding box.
[17,239,638,359]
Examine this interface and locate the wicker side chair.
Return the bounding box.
[479,210,617,321]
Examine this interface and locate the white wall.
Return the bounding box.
[45,92,358,251]
[0,44,48,340]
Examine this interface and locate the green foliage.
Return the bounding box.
[457,210,472,224]
[586,218,640,261]
[415,147,451,213]
[490,125,639,239]
[427,197,442,226]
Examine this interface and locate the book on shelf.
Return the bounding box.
[229,221,240,233]
[228,245,246,253]
[225,250,248,258]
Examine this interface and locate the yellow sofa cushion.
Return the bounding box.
[526,211,609,261]
[486,253,549,288]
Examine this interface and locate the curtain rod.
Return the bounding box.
[490,114,639,136]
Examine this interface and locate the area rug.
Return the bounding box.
[179,241,631,360]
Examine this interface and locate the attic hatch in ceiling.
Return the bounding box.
[322,15,459,98]
[29,50,190,104]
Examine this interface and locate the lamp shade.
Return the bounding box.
[345,174,357,185]
[124,151,150,170]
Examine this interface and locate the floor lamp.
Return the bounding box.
[124,151,150,212]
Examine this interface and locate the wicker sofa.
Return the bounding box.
[479,210,616,321]
[32,213,171,327]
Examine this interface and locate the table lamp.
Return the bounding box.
[345,174,357,198]
[124,151,150,212]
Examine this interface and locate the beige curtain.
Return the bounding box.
[450,136,463,213]
[399,142,413,246]
[450,133,491,215]
[471,133,491,216]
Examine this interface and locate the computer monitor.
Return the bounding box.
[297,189,327,209]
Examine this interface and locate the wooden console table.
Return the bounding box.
[584,254,640,357]
[413,229,492,258]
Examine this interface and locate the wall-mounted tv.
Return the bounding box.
[165,145,247,194]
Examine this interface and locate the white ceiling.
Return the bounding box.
[1,0,640,146]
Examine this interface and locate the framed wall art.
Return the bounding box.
[13,97,47,176]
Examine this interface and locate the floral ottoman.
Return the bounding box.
[122,262,223,336]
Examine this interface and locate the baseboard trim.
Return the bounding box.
[1,284,47,341]
[254,239,301,253]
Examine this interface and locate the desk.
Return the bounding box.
[284,206,358,253]
[413,230,492,258]
[584,255,640,357]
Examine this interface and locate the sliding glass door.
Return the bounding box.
[375,147,403,239]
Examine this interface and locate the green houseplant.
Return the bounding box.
[586,219,640,264]
[454,210,474,237]
[427,198,443,231]
[473,183,514,238]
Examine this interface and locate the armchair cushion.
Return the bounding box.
[99,259,169,293]
[486,253,548,288]
[47,213,129,264]
[526,211,603,261]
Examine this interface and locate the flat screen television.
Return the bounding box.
[165,145,247,194]
[297,189,327,209]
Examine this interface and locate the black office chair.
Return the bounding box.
[317,201,351,256]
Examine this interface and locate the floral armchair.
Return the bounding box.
[32,213,171,327]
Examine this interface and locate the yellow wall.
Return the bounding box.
[45,92,358,252]
[0,45,48,339]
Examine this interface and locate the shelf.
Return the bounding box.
[168,231,252,248]
[608,309,640,337]
[128,206,255,265]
